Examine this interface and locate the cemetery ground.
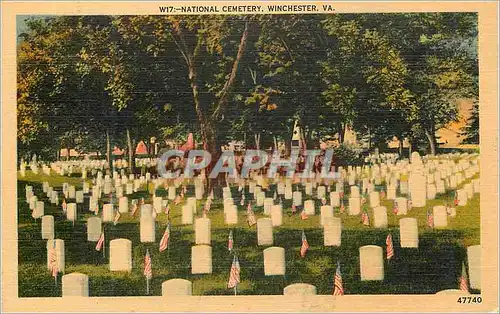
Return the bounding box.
[18,171,480,297]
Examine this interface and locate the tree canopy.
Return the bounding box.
[17,13,478,162]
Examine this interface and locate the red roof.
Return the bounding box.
[135,141,148,155]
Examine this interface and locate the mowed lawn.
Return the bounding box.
[17,171,480,297]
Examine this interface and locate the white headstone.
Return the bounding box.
[373,206,388,228]
[350,185,360,198]
[109,239,132,272]
[195,218,211,245]
[118,197,129,213]
[66,203,77,221]
[395,197,408,215]
[225,205,238,225]
[369,191,380,208]
[62,273,89,297]
[323,217,342,246]
[457,189,468,206]
[304,200,315,216]
[41,215,54,239]
[316,186,326,200]
[467,245,481,290]
[283,283,317,296]
[102,204,114,222]
[34,201,45,219]
[433,205,448,228]
[399,218,418,248]
[46,239,65,273]
[140,216,156,243]
[320,205,334,225]
[87,217,102,241]
[257,218,273,245]
[292,191,302,206]
[270,205,283,226]
[348,197,361,215]
[182,205,194,225]
[191,245,212,274]
[409,173,426,207]
[359,245,384,281]
[263,247,286,276]
[264,198,274,215]
[161,279,192,296]
[75,191,84,204]
[329,192,340,207]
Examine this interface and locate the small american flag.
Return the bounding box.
[386,234,394,260]
[333,263,344,296]
[95,232,104,251]
[164,202,170,215]
[392,201,399,214]
[339,191,344,199]
[301,209,308,220]
[340,200,345,213]
[380,189,386,199]
[113,211,121,225]
[454,191,459,206]
[292,204,297,214]
[300,231,309,257]
[62,199,67,212]
[427,209,434,228]
[321,198,327,206]
[361,210,370,226]
[227,255,241,289]
[247,207,257,227]
[144,249,152,280]
[459,262,469,293]
[131,200,138,216]
[49,242,58,278]
[159,222,171,252]
[228,230,234,251]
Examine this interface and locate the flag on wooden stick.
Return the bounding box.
[228,230,234,252]
[459,262,469,293]
[300,231,309,258]
[144,249,152,279]
[247,203,257,227]
[333,263,344,296]
[227,255,241,293]
[427,209,434,228]
[392,200,399,215]
[159,222,171,252]
[113,211,121,225]
[49,241,58,282]
[386,233,394,260]
[95,232,105,251]
[361,210,370,226]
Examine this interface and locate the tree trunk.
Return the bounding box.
[254,133,261,150]
[106,130,111,169]
[398,136,403,156]
[66,146,70,161]
[338,124,346,145]
[424,127,436,155]
[126,128,134,174]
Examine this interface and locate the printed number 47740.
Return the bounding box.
[457,296,482,304]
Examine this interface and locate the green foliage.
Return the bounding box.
[460,100,479,144]
[17,13,478,156]
[331,144,364,166]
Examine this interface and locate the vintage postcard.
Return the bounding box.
[1,0,498,312]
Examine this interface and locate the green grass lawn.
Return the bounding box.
[17,170,480,297]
